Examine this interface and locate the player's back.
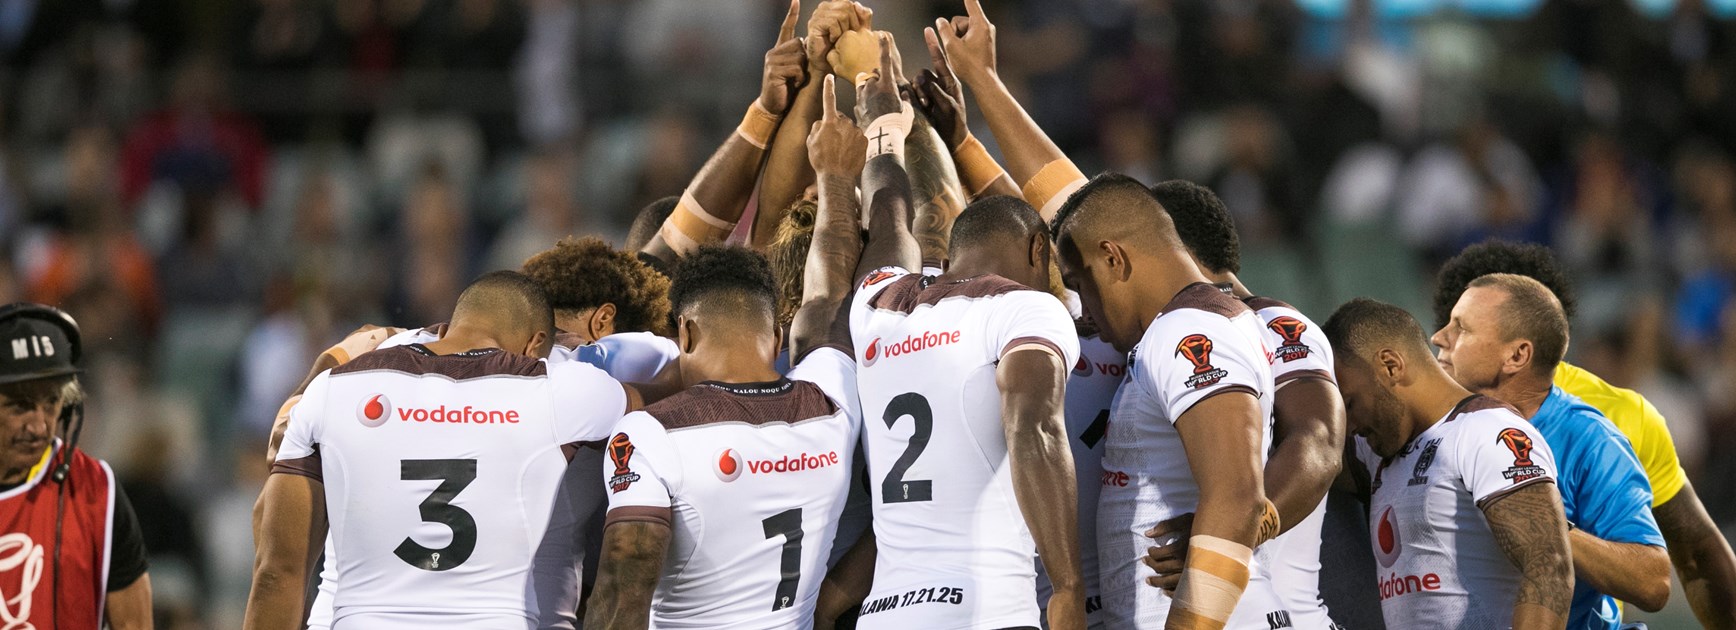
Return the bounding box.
[849,268,1079,630]
[279,345,625,629]
[602,349,861,629]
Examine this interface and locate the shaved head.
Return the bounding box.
[949,195,1046,260]
[1050,173,1182,259]
[451,270,556,352]
[1324,298,1433,367]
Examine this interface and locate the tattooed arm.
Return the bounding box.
[583,521,673,630]
[854,37,922,279]
[792,74,866,361]
[1481,482,1574,630]
[905,115,965,270]
[1656,482,1736,628]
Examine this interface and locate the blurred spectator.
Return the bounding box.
[487,148,579,272]
[122,427,208,627]
[390,160,468,326]
[1395,119,1541,263]
[515,0,580,146]
[1206,104,1303,243]
[1552,130,1666,333]
[120,54,269,211]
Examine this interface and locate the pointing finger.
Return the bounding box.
[777,0,800,43]
[822,74,838,118]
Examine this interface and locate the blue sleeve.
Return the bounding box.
[1567,411,1665,547]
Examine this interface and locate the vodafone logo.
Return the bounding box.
[715,448,743,482]
[1072,356,1091,376]
[712,448,842,482]
[358,394,392,428]
[862,330,962,368]
[1375,506,1403,568]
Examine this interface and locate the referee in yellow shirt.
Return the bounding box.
[1435,240,1736,628]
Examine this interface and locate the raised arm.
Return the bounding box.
[641,0,807,265]
[244,474,327,630]
[853,36,922,278]
[1265,378,1346,535]
[935,0,1084,220]
[1656,483,1736,628]
[998,346,1085,630]
[1166,392,1276,630]
[912,25,1019,202]
[791,74,866,360]
[1482,482,1574,630]
[752,1,871,250]
[582,521,673,630]
[905,114,965,270]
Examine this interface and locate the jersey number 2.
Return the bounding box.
[394,459,478,571]
[881,392,933,503]
[761,508,803,611]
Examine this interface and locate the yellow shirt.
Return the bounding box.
[1554,362,1687,506]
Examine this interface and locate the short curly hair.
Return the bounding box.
[765,198,818,332]
[1433,240,1577,330]
[668,244,779,324]
[520,236,672,336]
[1149,180,1240,275]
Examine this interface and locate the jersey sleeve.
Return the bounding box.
[1260,307,1336,386]
[273,371,327,479]
[1458,414,1559,508]
[602,412,680,528]
[1630,396,1687,507]
[1561,413,1666,547]
[788,347,862,423]
[550,361,630,445]
[1144,311,1267,423]
[982,290,1081,371]
[597,332,681,383]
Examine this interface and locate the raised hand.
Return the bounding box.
[807,0,873,74]
[807,75,868,179]
[933,0,997,88]
[854,33,908,124]
[831,28,903,86]
[759,0,809,115]
[912,26,968,149]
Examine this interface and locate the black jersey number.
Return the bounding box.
[881,392,934,503]
[394,458,479,571]
[761,507,804,611]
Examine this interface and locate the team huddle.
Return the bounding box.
[243,2,1736,630]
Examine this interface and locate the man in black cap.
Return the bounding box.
[0,303,152,629]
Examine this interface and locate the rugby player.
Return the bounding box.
[1051,174,1286,629]
[1434,240,1736,628]
[247,271,639,629]
[817,40,1086,629]
[1325,297,1573,629]
[1139,180,1347,630]
[583,244,861,630]
[1433,273,1669,625]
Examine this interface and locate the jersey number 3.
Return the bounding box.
[881,392,934,503]
[394,459,479,571]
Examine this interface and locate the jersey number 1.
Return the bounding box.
[881,392,933,503]
[761,508,803,611]
[394,459,479,571]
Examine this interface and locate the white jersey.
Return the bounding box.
[849,267,1080,630]
[303,327,675,629]
[602,348,862,629]
[1244,296,1339,630]
[274,345,627,629]
[1096,283,1285,630]
[1037,330,1123,629]
[1355,396,1560,630]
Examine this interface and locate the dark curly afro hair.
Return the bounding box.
[520,236,672,336]
[668,244,780,323]
[1432,239,1577,330]
[1149,179,1240,275]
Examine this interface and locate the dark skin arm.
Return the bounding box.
[815,530,878,630]
[641,1,806,265]
[582,521,673,630]
[1482,482,1574,630]
[1159,392,1268,595]
[244,474,327,630]
[912,25,1019,201]
[905,114,965,269]
[752,1,871,249]
[1656,481,1736,627]
[853,38,921,281]
[792,76,866,360]
[999,347,1086,630]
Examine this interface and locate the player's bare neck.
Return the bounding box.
[682,343,780,389]
[421,324,508,356]
[1408,377,1477,439]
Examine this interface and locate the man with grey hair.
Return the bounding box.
[1433,273,1670,629]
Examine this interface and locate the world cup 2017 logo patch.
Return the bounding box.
[1175,334,1229,389]
[1267,316,1312,363]
[608,433,641,493]
[1497,428,1546,483]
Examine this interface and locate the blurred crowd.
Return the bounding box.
[3,0,1736,626]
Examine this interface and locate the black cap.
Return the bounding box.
[0,307,80,385]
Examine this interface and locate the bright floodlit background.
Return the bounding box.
[2,0,1734,626]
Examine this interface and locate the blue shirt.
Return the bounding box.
[1529,386,1666,630]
